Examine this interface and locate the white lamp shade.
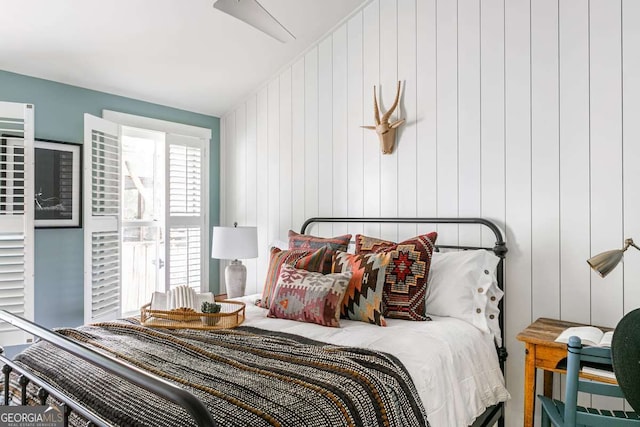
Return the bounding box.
[211,226,258,260]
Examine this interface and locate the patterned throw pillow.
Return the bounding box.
[332,251,390,326]
[268,264,352,327]
[258,246,328,309]
[356,232,438,321]
[288,230,352,273]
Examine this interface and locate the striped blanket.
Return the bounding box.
[12,319,429,427]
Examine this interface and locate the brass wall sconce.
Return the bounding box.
[587,238,640,414]
[587,238,640,278]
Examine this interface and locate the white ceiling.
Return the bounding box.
[0,0,366,117]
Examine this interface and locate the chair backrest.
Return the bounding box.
[564,336,629,426]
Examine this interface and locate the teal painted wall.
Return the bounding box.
[0,70,220,328]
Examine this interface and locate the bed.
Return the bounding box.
[0,217,509,427]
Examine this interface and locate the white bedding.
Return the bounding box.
[237,294,510,427]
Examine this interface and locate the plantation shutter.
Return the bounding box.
[0,102,34,345]
[84,114,121,323]
[165,134,207,292]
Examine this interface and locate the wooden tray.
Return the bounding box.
[140,300,245,330]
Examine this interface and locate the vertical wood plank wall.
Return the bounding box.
[220,0,637,424]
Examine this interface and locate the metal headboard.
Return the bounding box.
[301,217,509,369]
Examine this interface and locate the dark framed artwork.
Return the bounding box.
[34,139,81,228]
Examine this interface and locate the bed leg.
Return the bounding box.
[63,404,72,427]
[2,364,11,405]
[37,387,49,405]
[18,374,29,406]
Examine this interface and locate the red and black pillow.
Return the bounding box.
[258,246,327,309]
[288,230,351,273]
[355,232,438,321]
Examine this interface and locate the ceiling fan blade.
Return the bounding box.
[213,0,295,43]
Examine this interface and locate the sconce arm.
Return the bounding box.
[624,238,640,252]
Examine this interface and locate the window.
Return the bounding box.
[121,127,165,315]
[84,112,209,323]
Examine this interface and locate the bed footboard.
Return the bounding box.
[0,311,216,427]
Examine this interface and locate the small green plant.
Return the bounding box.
[201,301,221,314]
[201,301,222,326]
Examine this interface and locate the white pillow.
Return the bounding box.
[486,285,504,346]
[425,250,502,344]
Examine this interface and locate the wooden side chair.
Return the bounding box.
[538,335,640,427]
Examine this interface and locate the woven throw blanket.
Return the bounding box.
[12,320,429,427]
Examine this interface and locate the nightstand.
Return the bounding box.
[516,318,615,427]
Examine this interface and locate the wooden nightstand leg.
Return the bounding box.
[524,343,536,427]
[540,370,554,427]
[543,370,553,397]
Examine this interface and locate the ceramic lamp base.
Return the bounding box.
[225,260,247,298]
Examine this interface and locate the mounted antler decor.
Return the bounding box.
[361,81,405,154]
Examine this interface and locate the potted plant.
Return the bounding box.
[201,301,222,326]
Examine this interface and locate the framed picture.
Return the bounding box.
[34,139,81,228]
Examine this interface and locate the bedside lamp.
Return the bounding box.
[587,238,640,278]
[211,223,258,298]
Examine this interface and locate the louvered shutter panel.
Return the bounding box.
[84,114,121,323]
[166,134,206,292]
[0,102,34,345]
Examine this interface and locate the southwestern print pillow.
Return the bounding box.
[288,230,351,273]
[355,232,438,321]
[268,264,351,327]
[332,251,390,326]
[258,246,327,309]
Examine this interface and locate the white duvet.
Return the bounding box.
[237,295,510,427]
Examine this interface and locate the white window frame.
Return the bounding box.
[103,111,212,140]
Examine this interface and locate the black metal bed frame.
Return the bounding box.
[301,217,508,427]
[0,216,507,427]
[0,313,217,426]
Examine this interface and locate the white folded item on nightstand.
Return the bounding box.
[150,285,215,311]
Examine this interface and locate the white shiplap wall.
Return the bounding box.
[220,0,640,425]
